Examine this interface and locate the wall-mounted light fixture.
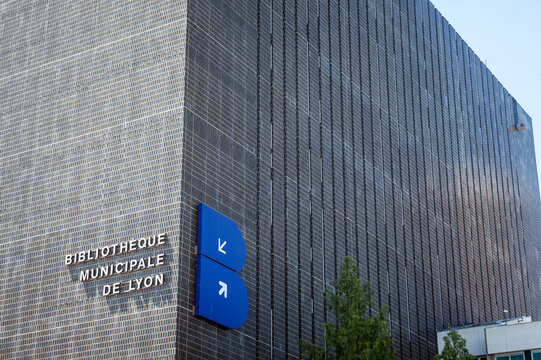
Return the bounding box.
[509,122,526,133]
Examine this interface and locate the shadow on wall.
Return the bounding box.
[67,234,175,313]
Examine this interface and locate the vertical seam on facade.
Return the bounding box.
[478,62,501,318]
[269,0,276,355]
[445,24,467,326]
[351,0,362,287]
[327,0,338,285]
[317,0,328,332]
[397,2,413,352]
[412,0,432,348]
[282,0,289,353]
[434,11,456,325]
[419,0,440,336]
[459,41,482,324]
[338,0,349,262]
[410,3,428,346]
[381,0,395,335]
[255,0,262,357]
[471,51,494,321]
[454,33,476,323]
[466,47,489,322]
[305,0,316,346]
[404,0,422,346]
[388,0,406,350]
[295,0,303,350]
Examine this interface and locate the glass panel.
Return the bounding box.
[495,357,509,360]
[510,355,524,360]
[533,353,541,360]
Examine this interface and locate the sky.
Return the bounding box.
[429,0,541,190]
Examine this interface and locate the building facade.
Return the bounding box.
[1,0,540,359]
[437,316,541,360]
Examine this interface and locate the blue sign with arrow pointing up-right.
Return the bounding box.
[194,254,248,329]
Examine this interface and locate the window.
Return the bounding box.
[532,351,541,360]
[496,354,524,360]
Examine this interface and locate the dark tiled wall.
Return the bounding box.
[178,0,541,359]
[1,1,187,359]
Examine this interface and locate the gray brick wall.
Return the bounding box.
[1,0,187,358]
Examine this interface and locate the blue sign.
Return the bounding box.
[194,255,248,329]
[195,203,249,329]
[197,203,246,272]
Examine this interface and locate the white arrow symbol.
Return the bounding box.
[218,238,227,254]
[218,281,228,298]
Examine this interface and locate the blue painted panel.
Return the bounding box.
[194,255,248,329]
[197,203,246,271]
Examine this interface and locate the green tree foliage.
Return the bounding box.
[298,256,393,360]
[434,328,475,360]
